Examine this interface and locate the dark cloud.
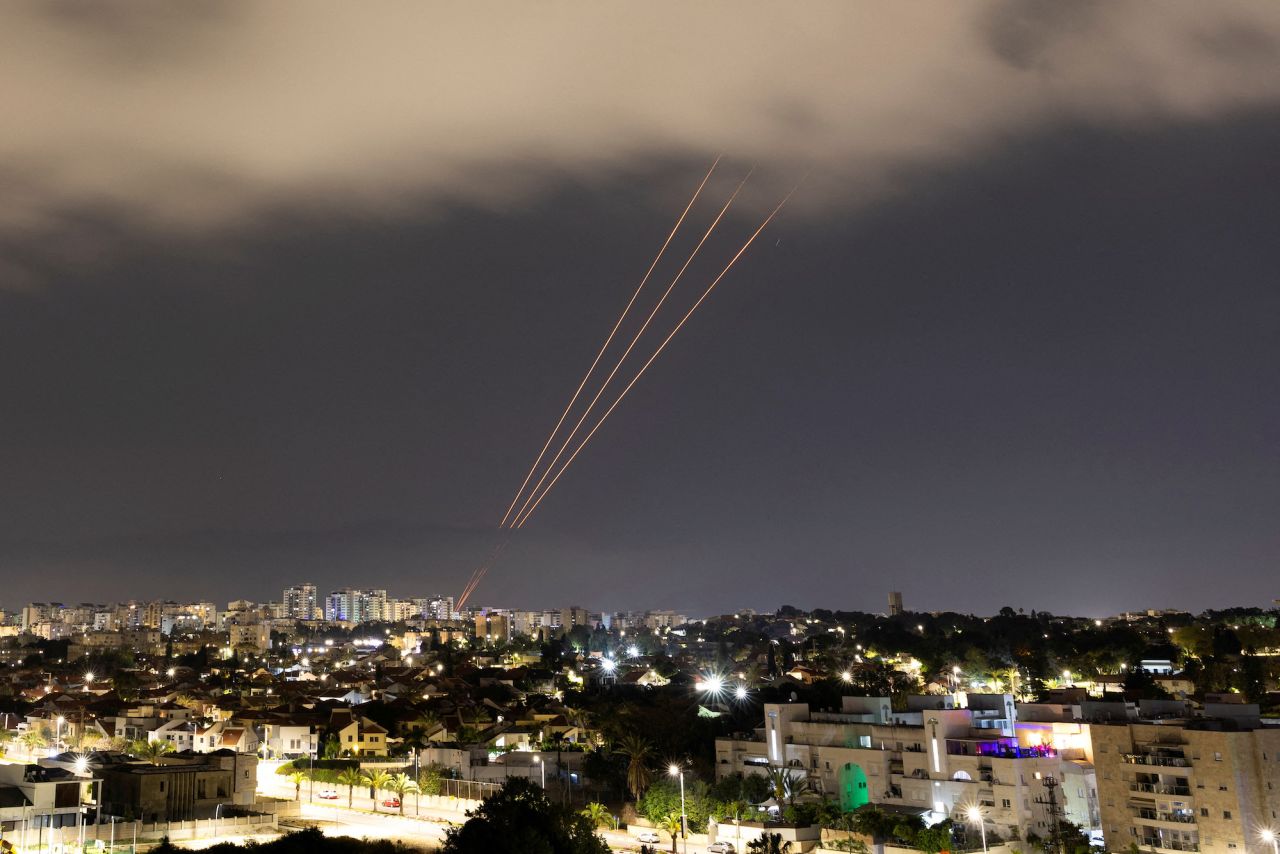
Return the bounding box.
[4,2,1280,284]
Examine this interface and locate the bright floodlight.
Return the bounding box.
[84,672,94,683]
[952,665,961,674]
[1262,830,1276,843]
[74,756,89,775]
[668,764,680,777]
[734,685,748,700]
[840,671,852,682]
[703,675,723,694]
[627,645,640,658]
[602,658,616,673]
[966,806,982,822]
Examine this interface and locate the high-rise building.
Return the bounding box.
[283,583,318,621]
[324,589,387,624]
[1092,707,1280,854]
[425,596,455,621]
[889,591,904,616]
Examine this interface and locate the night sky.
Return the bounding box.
[2,3,1278,616]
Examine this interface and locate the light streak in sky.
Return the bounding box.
[495,157,721,529]
[511,185,797,529]
[506,167,753,530]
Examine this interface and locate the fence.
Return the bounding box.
[45,812,280,851]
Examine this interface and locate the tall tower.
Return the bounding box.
[888,591,904,616]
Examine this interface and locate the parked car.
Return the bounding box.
[707,843,736,853]
[636,831,661,844]
[317,790,339,800]
[382,797,401,808]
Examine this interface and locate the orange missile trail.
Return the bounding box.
[507,168,754,529]
[495,157,721,529]
[512,186,798,530]
[456,538,508,611]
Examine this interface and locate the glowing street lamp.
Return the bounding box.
[668,764,687,854]
[734,684,748,701]
[533,755,545,789]
[840,671,852,683]
[601,658,616,674]
[1260,829,1278,854]
[966,805,988,853]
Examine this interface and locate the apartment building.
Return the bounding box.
[716,695,1099,843]
[283,583,318,621]
[1092,707,1280,854]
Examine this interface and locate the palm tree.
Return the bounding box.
[128,739,175,765]
[747,832,793,853]
[581,801,611,829]
[337,767,363,809]
[411,711,442,739]
[766,766,808,806]
[362,769,392,812]
[614,733,653,800]
[18,728,48,756]
[657,812,684,854]
[287,769,308,801]
[0,729,14,756]
[384,773,418,816]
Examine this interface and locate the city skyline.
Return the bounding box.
[2,4,1278,615]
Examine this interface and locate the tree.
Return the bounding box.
[321,734,341,760]
[129,739,175,765]
[747,832,792,853]
[362,769,392,812]
[440,777,609,854]
[418,764,444,796]
[656,812,684,854]
[581,801,611,829]
[384,773,418,816]
[18,727,49,756]
[337,767,363,809]
[614,733,654,801]
[287,769,308,801]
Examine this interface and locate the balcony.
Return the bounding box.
[1135,808,1197,825]
[1124,753,1191,768]
[1130,782,1192,797]
[1140,839,1199,853]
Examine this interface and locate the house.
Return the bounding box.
[0,764,95,838]
[328,710,388,757]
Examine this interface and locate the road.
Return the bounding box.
[256,767,725,852]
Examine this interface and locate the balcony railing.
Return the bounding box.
[1135,809,1196,824]
[1130,783,1192,796]
[1124,754,1191,768]
[1140,839,1199,852]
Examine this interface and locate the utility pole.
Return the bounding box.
[1033,773,1064,854]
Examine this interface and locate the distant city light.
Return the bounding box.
[734,685,748,700]
[601,658,616,673]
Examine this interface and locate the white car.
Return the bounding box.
[706,844,736,853]
[636,831,661,844]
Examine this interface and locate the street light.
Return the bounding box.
[965,805,988,853]
[668,764,687,854]
[533,756,545,789]
[55,716,65,755]
[1260,829,1278,854]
